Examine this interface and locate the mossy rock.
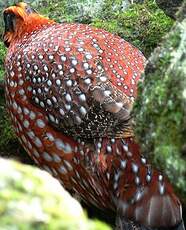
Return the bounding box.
[134,2,186,201]
[0,158,111,230]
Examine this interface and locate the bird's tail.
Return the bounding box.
[115,217,185,230]
[95,138,184,230]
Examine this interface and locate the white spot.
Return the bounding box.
[120,160,127,169]
[65,94,72,102]
[104,90,111,97]
[134,189,144,202]
[72,59,78,66]
[65,47,71,52]
[86,69,92,75]
[36,119,45,128]
[61,55,67,62]
[132,163,139,173]
[47,80,52,87]
[18,79,24,86]
[114,172,120,181]
[66,80,73,87]
[65,104,71,111]
[44,65,48,72]
[34,65,38,70]
[100,76,107,82]
[70,68,75,73]
[49,55,54,60]
[122,144,129,152]
[10,71,15,77]
[13,102,18,110]
[40,101,45,108]
[86,54,92,59]
[78,47,84,52]
[113,182,118,190]
[64,160,73,171]
[37,88,42,94]
[146,174,151,182]
[84,78,91,84]
[10,81,15,87]
[39,54,43,60]
[43,152,52,161]
[159,175,163,181]
[58,65,63,70]
[58,166,67,174]
[52,96,57,103]
[55,139,64,150]
[83,62,89,70]
[159,183,165,195]
[53,154,61,163]
[63,143,72,154]
[33,149,40,157]
[59,71,63,76]
[46,132,54,142]
[56,79,61,86]
[80,106,87,116]
[141,157,147,164]
[34,137,42,148]
[47,99,52,106]
[59,108,65,116]
[49,114,55,123]
[135,176,140,185]
[27,131,35,140]
[106,145,112,153]
[79,94,86,102]
[29,111,36,120]
[23,120,30,128]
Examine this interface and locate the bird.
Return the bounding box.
[3,2,184,230]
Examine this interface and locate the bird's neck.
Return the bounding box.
[20,14,56,34]
[6,14,56,49]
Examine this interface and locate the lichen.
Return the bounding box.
[0,158,111,230]
[134,16,186,201]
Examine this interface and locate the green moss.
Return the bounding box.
[26,0,174,57]
[0,42,6,80]
[91,0,174,56]
[134,18,186,200]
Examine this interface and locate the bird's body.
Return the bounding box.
[3,3,184,229]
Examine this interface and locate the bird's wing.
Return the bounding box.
[22,23,145,139]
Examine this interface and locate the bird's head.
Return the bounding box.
[3,2,54,47]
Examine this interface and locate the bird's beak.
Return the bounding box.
[3,12,15,47]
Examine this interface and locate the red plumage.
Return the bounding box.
[3,3,183,229]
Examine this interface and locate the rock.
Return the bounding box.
[156,0,183,19]
[134,1,186,202]
[0,158,111,230]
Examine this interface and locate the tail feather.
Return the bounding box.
[115,217,185,230]
[101,138,184,229]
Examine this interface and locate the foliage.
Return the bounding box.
[0,42,6,80]
[0,158,111,230]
